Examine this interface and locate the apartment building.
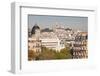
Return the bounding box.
[72,32,88,59]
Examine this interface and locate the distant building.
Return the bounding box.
[28,24,41,52]
[28,24,62,52]
[31,24,40,39]
[28,37,42,52]
[40,32,60,51]
[72,32,88,59]
[54,25,75,49]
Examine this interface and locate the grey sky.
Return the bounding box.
[28,15,88,32]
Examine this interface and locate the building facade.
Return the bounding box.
[28,24,62,52]
[72,32,88,59]
[28,37,42,52]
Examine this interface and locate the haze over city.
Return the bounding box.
[28,15,88,32]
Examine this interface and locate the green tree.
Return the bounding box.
[29,46,72,61]
[60,47,72,59]
[38,47,56,60]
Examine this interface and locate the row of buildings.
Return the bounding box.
[28,24,88,59]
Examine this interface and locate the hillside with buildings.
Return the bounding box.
[28,24,88,61]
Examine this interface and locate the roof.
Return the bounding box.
[31,24,40,34]
[41,28,53,32]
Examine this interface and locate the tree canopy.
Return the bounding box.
[28,46,72,61]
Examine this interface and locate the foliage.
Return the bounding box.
[55,48,72,59]
[28,46,72,61]
[28,50,36,61]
